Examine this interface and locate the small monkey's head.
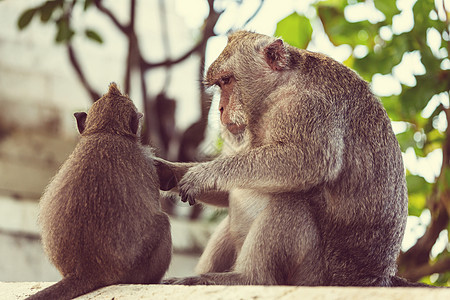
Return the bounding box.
[205,31,292,135]
[74,83,143,139]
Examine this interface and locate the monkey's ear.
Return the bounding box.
[108,82,122,96]
[264,39,289,71]
[74,112,87,134]
[154,160,178,191]
[130,112,143,135]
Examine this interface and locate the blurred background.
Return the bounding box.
[0,0,448,286]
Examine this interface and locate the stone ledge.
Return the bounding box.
[2,282,448,300]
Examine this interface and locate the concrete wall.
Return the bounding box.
[2,283,449,300]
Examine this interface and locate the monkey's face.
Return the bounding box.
[214,74,246,135]
[205,56,247,135]
[205,31,291,136]
[74,83,143,138]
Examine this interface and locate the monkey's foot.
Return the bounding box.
[162,276,214,285]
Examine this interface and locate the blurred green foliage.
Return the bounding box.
[275,12,313,49]
[17,0,100,44]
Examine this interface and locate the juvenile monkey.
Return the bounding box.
[26,83,172,300]
[162,31,426,287]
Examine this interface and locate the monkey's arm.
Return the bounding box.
[193,191,229,207]
[154,158,197,191]
[179,133,344,204]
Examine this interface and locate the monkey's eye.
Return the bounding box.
[218,76,232,88]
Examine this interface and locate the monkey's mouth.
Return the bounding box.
[226,123,246,135]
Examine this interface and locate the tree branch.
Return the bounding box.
[197,0,221,119]
[242,0,265,28]
[141,42,204,69]
[94,0,127,34]
[403,257,450,282]
[159,0,172,90]
[67,42,100,101]
[141,0,222,70]
[398,105,450,280]
[0,228,40,241]
[123,0,137,93]
[60,0,100,102]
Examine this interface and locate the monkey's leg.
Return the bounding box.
[167,198,326,286]
[163,216,236,284]
[195,215,236,274]
[129,214,172,284]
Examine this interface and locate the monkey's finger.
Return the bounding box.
[179,190,192,204]
[188,196,196,206]
[179,191,187,202]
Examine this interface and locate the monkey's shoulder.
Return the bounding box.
[73,135,152,165]
[49,135,158,194]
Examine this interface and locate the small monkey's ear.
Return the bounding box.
[74,112,87,134]
[130,112,143,135]
[264,39,289,71]
[108,82,122,96]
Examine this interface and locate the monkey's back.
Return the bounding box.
[293,52,409,284]
[38,133,171,283]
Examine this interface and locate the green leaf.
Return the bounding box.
[407,174,431,194]
[412,0,436,28]
[399,73,447,120]
[408,194,427,216]
[396,128,415,152]
[381,95,403,121]
[39,1,61,23]
[353,34,409,79]
[18,8,37,30]
[84,0,94,11]
[406,174,430,216]
[423,129,445,155]
[55,17,75,43]
[275,12,312,49]
[423,105,443,133]
[85,29,103,44]
[318,5,378,48]
[317,0,348,10]
[373,0,400,24]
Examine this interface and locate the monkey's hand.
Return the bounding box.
[178,163,216,206]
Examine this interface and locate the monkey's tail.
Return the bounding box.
[390,275,436,288]
[25,275,104,300]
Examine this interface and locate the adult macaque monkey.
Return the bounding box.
[161,30,427,287]
[26,84,172,300]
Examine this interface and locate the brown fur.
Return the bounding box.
[26,83,172,300]
[160,31,429,287]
